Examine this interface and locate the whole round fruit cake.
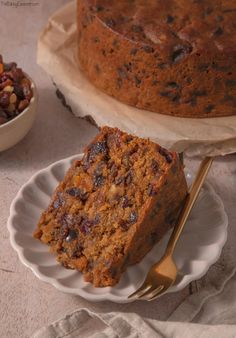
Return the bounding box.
[77,0,236,118]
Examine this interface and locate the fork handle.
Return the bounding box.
[165,157,214,256]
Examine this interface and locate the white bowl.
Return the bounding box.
[0,74,38,152]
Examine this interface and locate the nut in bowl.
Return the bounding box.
[0,55,37,152]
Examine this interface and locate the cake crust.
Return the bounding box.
[77,0,236,118]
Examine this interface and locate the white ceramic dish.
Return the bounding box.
[8,154,228,303]
[0,74,37,152]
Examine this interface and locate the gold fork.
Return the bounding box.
[128,156,214,301]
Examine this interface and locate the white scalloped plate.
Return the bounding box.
[7,154,228,303]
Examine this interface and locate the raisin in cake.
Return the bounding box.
[34,127,187,287]
[77,0,236,118]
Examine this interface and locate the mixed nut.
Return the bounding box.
[0,54,33,126]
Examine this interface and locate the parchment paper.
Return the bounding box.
[37,1,236,157]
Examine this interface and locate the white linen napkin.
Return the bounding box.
[33,308,236,338]
[34,268,236,338]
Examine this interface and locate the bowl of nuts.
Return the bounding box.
[0,54,37,152]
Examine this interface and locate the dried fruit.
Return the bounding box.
[18,99,29,112]
[90,5,104,12]
[7,103,16,113]
[89,140,108,157]
[117,67,128,79]
[3,85,14,93]
[66,187,89,201]
[171,44,192,63]
[110,162,118,178]
[10,93,17,104]
[129,211,138,223]
[131,25,143,32]
[130,48,138,55]
[158,147,173,163]
[105,18,116,28]
[94,174,105,188]
[65,229,78,242]
[166,15,174,23]
[53,192,65,209]
[213,27,224,37]
[205,104,215,113]
[125,171,133,185]
[4,62,16,71]
[121,196,132,208]
[147,183,157,196]
[115,176,124,185]
[79,217,96,235]
[134,76,142,87]
[151,159,159,174]
[119,219,129,231]
[143,45,154,53]
[0,54,33,125]
[14,84,24,99]
[166,82,179,89]
[0,91,10,107]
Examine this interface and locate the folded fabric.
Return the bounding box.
[34,268,236,338]
[170,266,236,323]
[34,308,236,338]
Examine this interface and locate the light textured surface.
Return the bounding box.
[0,1,236,338]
